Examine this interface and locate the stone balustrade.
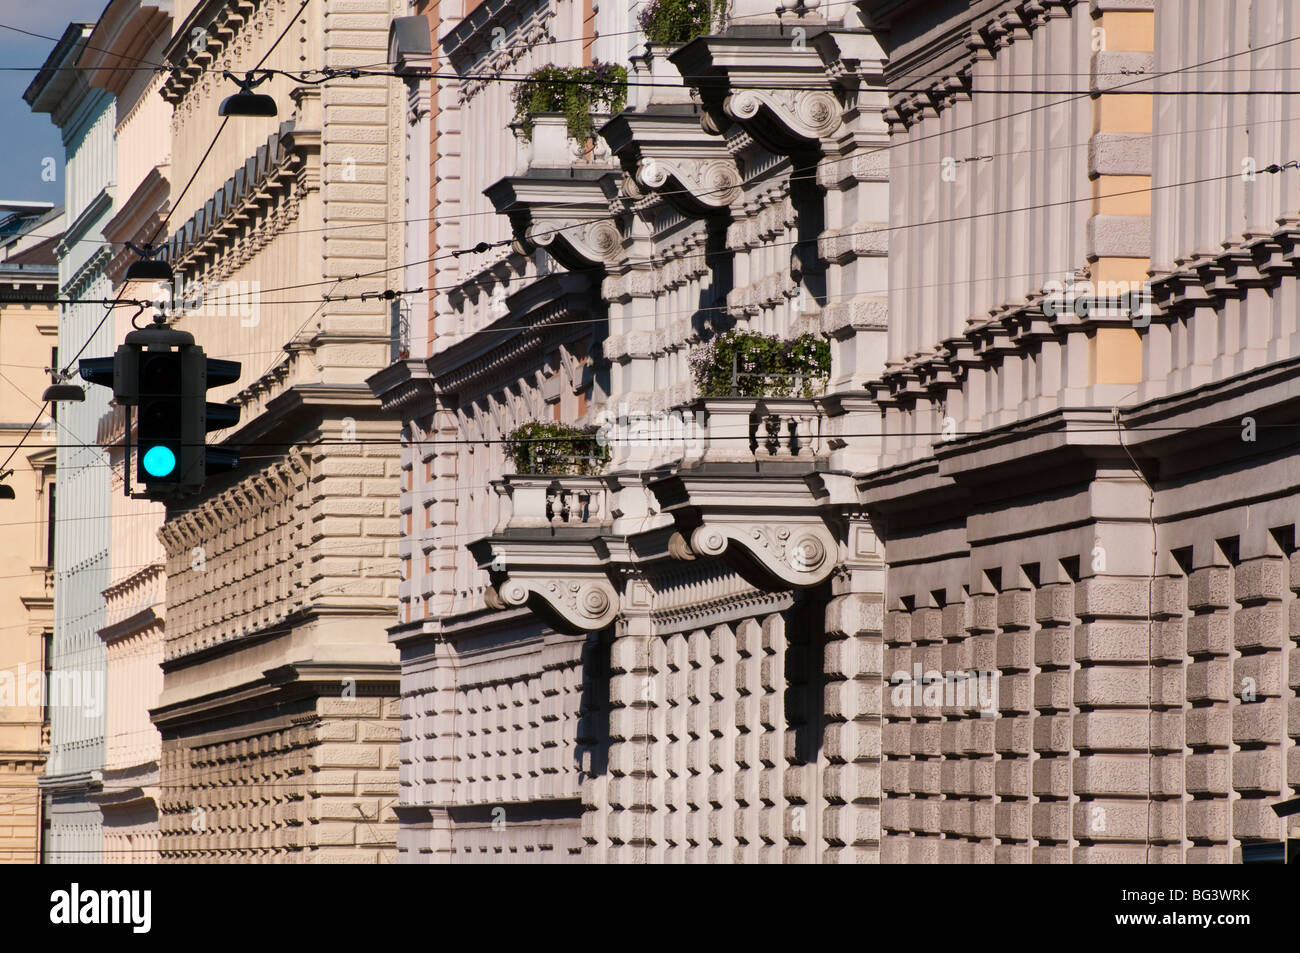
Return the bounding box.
[694,397,826,466]
[492,476,610,531]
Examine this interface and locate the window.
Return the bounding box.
[45,483,55,568]
[41,630,52,724]
[49,347,58,424]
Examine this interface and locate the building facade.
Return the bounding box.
[25,23,117,865]
[80,0,175,864]
[0,202,61,863]
[148,0,406,861]
[860,0,1300,863]
[372,0,893,861]
[373,0,1300,864]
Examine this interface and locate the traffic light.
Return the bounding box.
[178,345,240,492]
[136,349,184,485]
[79,319,241,499]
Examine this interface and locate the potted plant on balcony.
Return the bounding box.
[689,329,830,462]
[689,328,830,398]
[632,0,727,106]
[638,0,727,45]
[512,61,629,154]
[503,420,612,476]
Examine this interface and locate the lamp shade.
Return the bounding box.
[125,257,174,282]
[41,383,85,402]
[219,91,278,117]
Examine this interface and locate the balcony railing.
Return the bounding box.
[492,476,609,531]
[691,397,825,465]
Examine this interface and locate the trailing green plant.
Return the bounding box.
[689,328,830,398]
[512,61,628,144]
[503,420,612,475]
[638,0,726,46]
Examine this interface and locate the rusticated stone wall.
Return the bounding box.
[877,523,1300,863]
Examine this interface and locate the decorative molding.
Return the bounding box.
[726,87,842,142]
[486,575,619,633]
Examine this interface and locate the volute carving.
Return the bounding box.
[636,156,741,208]
[527,218,624,265]
[487,575,619,633]
[725,88,842,142]
[680,519,838,590]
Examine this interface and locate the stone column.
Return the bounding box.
[1072,465,1161,862]
[604,578,656,862]
[822,585,884,863]
[1185,560,1233,862]
[1033,569,1078,863]
[1231,551,1288,858]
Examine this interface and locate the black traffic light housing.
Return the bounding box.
[178,346,241,491]
[136,348,184,485]
[79,318,241,500]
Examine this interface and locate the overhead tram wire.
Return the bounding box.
[5,24,1295,474]
[171,159,1300,311]
[4,160,1297,364]
[8,25,1298,272]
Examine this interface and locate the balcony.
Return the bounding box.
[693,397,826,467]
[491,476,609,532]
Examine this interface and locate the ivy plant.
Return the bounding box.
[689,329,831,399]
[503,420,611,475]
[512,61,628,144]
[638,0,726,46]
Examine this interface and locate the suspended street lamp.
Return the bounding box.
[123,242,174,284]
[218,70,278,117]
[41,381,85,403]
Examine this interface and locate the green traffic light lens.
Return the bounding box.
[142,445,177,477]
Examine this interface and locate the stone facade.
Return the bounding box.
[861,0,1300,862]
[0,203,61,863]
[25,23,117,864]
[148,0,405,862]
[372,0,894,861]
[374,0,1300,864]
[82,0,176,867]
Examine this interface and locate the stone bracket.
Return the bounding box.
[472,534,619,633]
[652,472,842,591]
[680,518,839,590]
[724,87,843,144]
[485,572,619,634]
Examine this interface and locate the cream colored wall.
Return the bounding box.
[116,71,171,209]
[0,296,58,863]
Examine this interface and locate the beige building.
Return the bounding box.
[374,0,1300,864]
[0,202,61,863]
[79,0,175,864]
[862,0,1300,863]
[149,0,405,861]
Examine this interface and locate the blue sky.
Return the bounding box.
[0,2,113,205]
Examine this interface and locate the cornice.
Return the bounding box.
[79,0,172,96]
[367,357,437,417]
[162,117,318,279]
[160,0,264,107]
[56,188,115,259]
[97,605,163,646]
[151,659,399,734]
